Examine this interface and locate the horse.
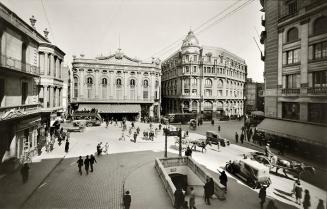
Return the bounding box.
[274,158,315,180]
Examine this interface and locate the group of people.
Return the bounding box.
[174,187,195,209]
[96,142,109,155]
[76,154,97,175]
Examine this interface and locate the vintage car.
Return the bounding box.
[225,158,271,189]
[246,152,273,168]
[72,111,102,127]
[206,131,230,146]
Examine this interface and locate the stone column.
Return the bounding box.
[277,30,283,88]
[43,85,48,108]
[59,60,62,79]
[55,57,59,78]
[95,69,99,98]
[181,78,184,95]
[79,69,84,98]
[48,54,52,76]
[49,86,54,108]
[44,53,49,75]
[124,72,128,99]
[300,19,309,92]
[39,53,44,75]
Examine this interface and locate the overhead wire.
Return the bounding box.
[40,0,55,42]
[149,0,255,60]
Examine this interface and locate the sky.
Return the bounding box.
[1,0,264,82]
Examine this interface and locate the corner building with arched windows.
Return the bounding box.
[161,31,247,118]
[71,49,161,121]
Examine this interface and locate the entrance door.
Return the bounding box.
[169,173,188,191]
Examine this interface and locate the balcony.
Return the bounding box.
[307,87,327,95]
[0,55,39,76]
[0,103,40,121]
[281,88,300,95]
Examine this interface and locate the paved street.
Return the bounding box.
[1,121,326,209]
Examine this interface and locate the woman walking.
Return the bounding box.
[303,189,311,209]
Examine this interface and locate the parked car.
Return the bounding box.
[218,115,230,121]
[225,158,271,189]
[206,131,230,146]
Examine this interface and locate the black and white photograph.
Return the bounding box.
[0,0,326,209]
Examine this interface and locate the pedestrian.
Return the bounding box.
[294,181,303,205]
[136,127,140,135]
[103,142,109,154]
[123,190,132,209]
[265,143,271,158]
[240,133,244,144]
[316,199,325,209]
[90,154,97,172]
[97,143,102,155]
[204,178,211,205]
[259,185,267,209]
[189,187,196,209]
[77,156,83,175]
[219,171,228,192]
[133,132,137,143]
[84,155,90,175]
[303,189,311,209]
[159,123,162,130]
[200,141,206,153]
[211,119,214,125]
[235,132,239,143]
[266,200,278,209]
[65,139,70,153]
[218,125,221,132]
[20,163,29,183]
[131,122,134,128]
[181,201,189,209]
[185,146,192,157]
[174,187,185,209]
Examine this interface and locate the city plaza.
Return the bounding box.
[0,120,325,209]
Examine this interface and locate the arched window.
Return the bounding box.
[204,79,212,88]
[218,79,223,88]
[74,77,78,98]
[143,80,149,88]
[314,16,327,35]
[87,77,93,85]
[116,78,122,86]
[130,79,135,88]
[102,78,107,85]
[287,27,299,42]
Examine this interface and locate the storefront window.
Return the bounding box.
[282,102,299,120]
[308,103,327,124]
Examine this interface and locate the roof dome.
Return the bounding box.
[182,30,200,48]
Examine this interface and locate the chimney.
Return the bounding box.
[29,15,36,28]
[43,28,49,40]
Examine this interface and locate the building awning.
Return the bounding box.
[257,118,327,147]
[78,104,141,114]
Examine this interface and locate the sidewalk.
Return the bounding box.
[0,131,78,209]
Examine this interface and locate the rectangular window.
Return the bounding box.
[0,79,4,107]
[191,89,197,96]
[74,89,78,98]
[308,103,327,124]
[214,59,217,65]
[218,90,222,97]
[184,89,190,94]
[193,55,197,62]
[143,91,148,99]
[285,74,299,88]
[312,70,327,87]
[313,41,327,60]
[185,55,189,61]
[286,49,300,64]
[22,82,28,105]
[185,66,189,73]
[282,102,299,120]
[288,1,297,15]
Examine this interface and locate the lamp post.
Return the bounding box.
[243,67,248,140]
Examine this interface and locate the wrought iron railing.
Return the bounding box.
[307,87,327,94]
[0,54,39,76]
[281,88,300,94]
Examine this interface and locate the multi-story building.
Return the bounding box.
[0,2,65,168]
[61,65,71,115]
[71,49,161,121]
[245,78,264,113]
[161,31,247,119]
[259,0,327,160]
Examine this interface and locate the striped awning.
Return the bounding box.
[78,104,141,113]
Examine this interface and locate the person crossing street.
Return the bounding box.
[90,154,97,172]
[84,155,90,175]
[77,156,83,175]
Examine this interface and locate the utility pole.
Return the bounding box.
[243,66,248,140]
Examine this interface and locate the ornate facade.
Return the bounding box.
[0,2,65,167]
[161,31,247,118]
[71,49,161,121]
